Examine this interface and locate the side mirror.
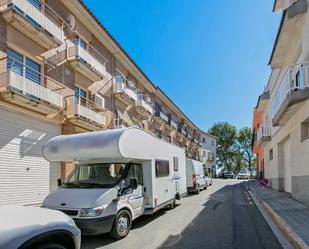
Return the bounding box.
[57,178,62,187]
[129,178,138,190]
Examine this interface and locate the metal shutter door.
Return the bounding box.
[0,106,61,205]
[283,139,292,193]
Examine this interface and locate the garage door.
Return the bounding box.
[0,106,61,205]
[283,139,292,193]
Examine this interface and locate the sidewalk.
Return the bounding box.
[248,180,309,249]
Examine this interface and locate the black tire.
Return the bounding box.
[110,210,132,240]
[168,198,176,209]
[33,242,66,249]
[203,184,207,190]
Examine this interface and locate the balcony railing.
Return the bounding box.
[115,79,138,102]
[271,63,309,118]
[136,94,153,114]
[75,96,105,125]
[1,59,64,108]
[67,39,107,78]
[1,0,64,42]
[155,108,169,123]
[170,119,178,130]
[181,127,187,136]
[257,125,271,143]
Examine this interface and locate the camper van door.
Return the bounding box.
[124,164,144,217]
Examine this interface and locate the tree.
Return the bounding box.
[236,127,256,173]
[208,122,237,172]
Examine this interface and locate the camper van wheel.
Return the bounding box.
[203,184,207,190]
[168,198,176,209]
[110,210,132,240]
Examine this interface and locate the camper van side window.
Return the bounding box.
[155,160,170,177]
[173,157,179,172]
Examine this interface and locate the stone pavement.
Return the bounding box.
[249,180,309,249]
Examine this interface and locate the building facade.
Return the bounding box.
[253,0,309,205]
[0,0,205,206]
[200,132,217,176]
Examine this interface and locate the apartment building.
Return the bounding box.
[200,132,217,175]
[252,108,268,179]
[253,0,309,205]
[0,0,205,206]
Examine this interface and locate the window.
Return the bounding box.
[301,118,309,142]
[173,157,179,172]
[74,86,87,104]
[295,66,305,90]
[269,149,273,161]
[124,163,143,186]
[202,137,206,143]
[7,49,23,75]
[203,151,206,157]
[26,57,41,84]
[155,160,170,177]
[212,140,215,146]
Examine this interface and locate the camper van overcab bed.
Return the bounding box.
[42,127,187,239]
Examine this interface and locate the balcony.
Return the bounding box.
[0,60,64,114]
[114,77,138,106]
[271,63,309,126]
[0,0,64,48]
[154,108,169,125]
[67,39,107,81]
[256,91,270,112]
[257,125,271,145]
[135,94,153,117]
[180,127,187,137]
[170,119,178,130]
[67,95,106,130]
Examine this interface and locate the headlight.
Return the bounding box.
[80,207,104,217]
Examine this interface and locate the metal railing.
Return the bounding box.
[170,119,178,129]
[1,58,64,107]
[0,0,64,42]
[76,95,105,125]
[67,38,107,77]
[257,125,271,142]
[271,63,309,118]
[157,110,169,123]
[181,127,187,136]
[136,94,153,114]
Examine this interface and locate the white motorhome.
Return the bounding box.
[186,159,207,194]
[42,127,186,239]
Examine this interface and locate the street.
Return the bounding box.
[81,179,282,249]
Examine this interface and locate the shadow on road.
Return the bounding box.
[158,182,282,249]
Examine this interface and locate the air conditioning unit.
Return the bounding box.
[95,94,105,109]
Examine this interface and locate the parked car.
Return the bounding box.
[236,169,250,180]
[42,128,187,240]
[0,205,81,249]
[222,171,234,179]
[186,159,207,193]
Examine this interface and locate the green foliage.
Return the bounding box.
[208,122,256,173]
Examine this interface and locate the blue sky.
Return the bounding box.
[84,0,281,131]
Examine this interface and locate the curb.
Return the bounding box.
[261,201,309,249]
[247,184,309,249]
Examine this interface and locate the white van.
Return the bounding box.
[42,127,187,239]
[186,159,207,194]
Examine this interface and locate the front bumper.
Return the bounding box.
[74,215,115,235]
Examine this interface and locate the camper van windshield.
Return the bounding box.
[64,163,128,188]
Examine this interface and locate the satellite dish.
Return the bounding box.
[66,14,76,31]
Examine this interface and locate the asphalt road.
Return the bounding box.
[81,179,283,249]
